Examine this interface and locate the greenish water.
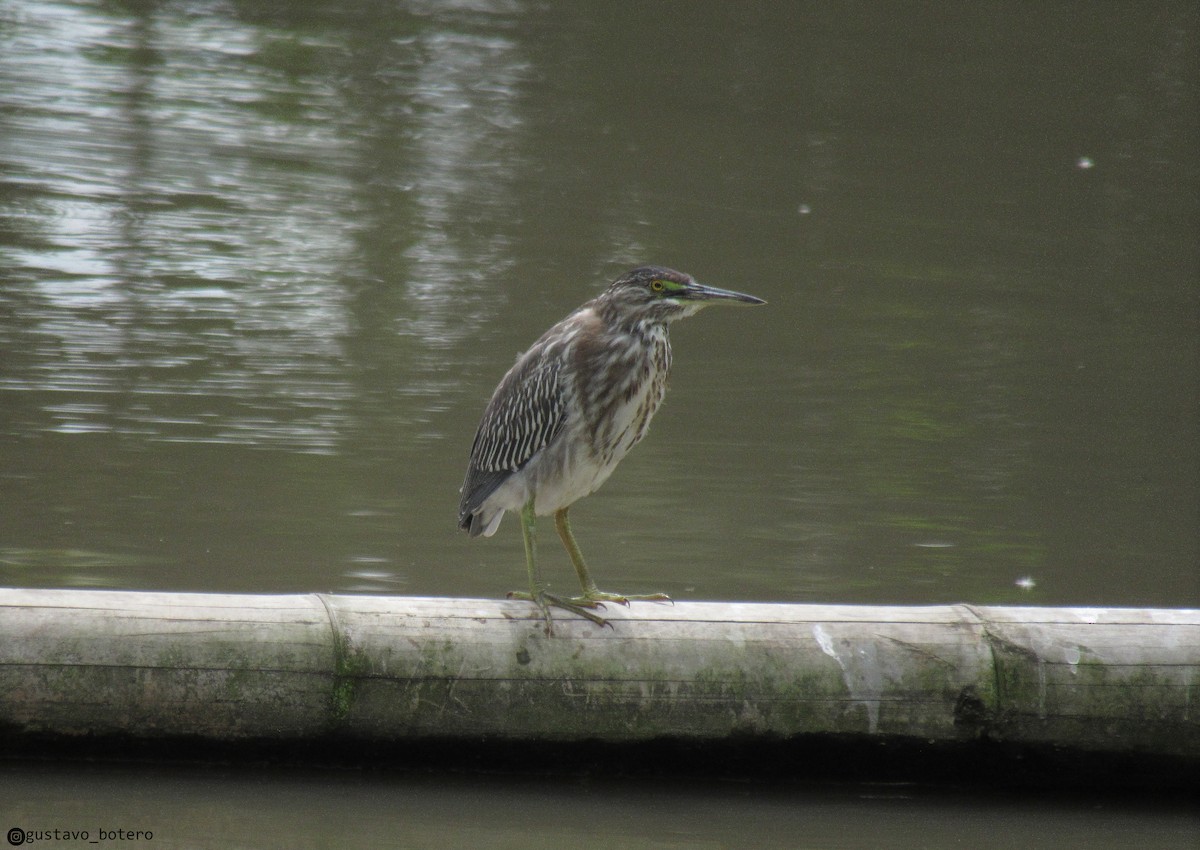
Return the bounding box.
[1,1,1197,844]
[1,0,1195,608]
[2,762,1196,850]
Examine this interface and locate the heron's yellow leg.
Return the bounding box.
[507,501,610,634]
[555,507,671,605]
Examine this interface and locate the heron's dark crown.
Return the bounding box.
[596,266,698,326]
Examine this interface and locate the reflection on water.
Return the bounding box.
[1,0,1197,609]
[1,0,522,454]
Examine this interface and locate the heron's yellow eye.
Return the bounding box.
[650,279,665,292]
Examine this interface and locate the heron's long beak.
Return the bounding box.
[684,282,767,306]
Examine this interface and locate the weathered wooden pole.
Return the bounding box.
[0,589,1196,758]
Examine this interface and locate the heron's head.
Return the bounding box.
[600,266,766,325]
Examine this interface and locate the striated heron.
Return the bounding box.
[458,266,765,633]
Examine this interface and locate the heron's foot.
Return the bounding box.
[507,589,611,635]
[571,589,673,607]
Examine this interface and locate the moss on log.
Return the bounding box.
[0,589,1196,758]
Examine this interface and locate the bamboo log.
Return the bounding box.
[0,588,1196,758]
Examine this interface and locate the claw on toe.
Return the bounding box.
[507,589,612,634]
[577,590,672,607]
[505,588,670,635]
[569,593,627,608]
